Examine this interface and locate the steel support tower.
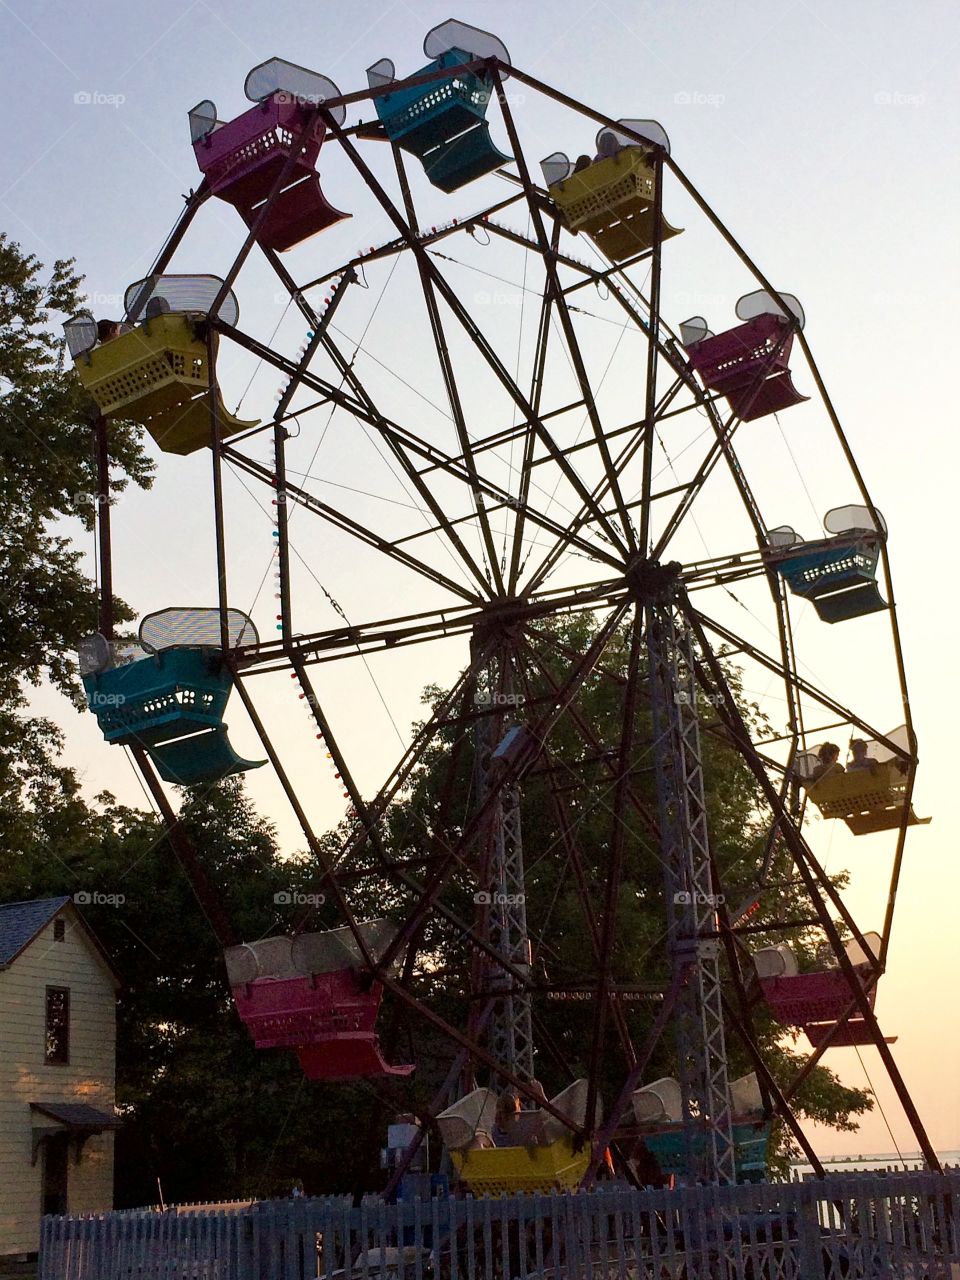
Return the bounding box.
[648,592,736,1184]
[473,650,536,1086]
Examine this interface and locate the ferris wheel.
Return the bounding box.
[65,19,937,1192]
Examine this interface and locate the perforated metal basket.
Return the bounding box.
[452,1138,589,1196]
[71,314,208,420]
[550,149,656,228]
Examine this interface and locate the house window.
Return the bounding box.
[45,987,70,1064]
[53,918,66,941]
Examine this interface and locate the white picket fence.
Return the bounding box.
[40,1171,960,1279]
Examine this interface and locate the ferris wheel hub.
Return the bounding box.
[623,557,683,602]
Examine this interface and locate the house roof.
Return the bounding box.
[0,896,120,982]
[0,896,72,968]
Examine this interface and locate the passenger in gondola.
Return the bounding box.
[848,739,881,775]
[572,153,593,173]
[491,1089,522,1146]
[143,295,171,321]
[524,1077,547,1106]
[513,1076,549,1147]
[96,318,122,344]
[96,317,135,344]
[464,1129,494,1151]
[810,742,843,782]
[594,131,622,162]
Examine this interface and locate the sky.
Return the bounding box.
[4,0,960,1164]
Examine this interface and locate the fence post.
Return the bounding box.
[795,1179,827,1279]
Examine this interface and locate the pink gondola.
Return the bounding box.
[225,921,413,1081]
[231,970,414,1080]
[682,292,809,422]
[759,967,877,1027]
[190,59,350,252]
[754,935,893,1049]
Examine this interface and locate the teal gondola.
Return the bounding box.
[769,505,888,623]
[642,1122,771,1183]
[79,612,264,786]
[369,20,511,193]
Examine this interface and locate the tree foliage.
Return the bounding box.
[0,233,152,833]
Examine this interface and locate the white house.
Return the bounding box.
[0,896,120,1258]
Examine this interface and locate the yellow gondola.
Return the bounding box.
[450,1139,589,1196]
[546,133,682,261]
[64,275,258,456]
[437,1079,595,1196]
[808,762,930,835]
[799,726,931,835]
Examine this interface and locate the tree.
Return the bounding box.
[0,232,152,845]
